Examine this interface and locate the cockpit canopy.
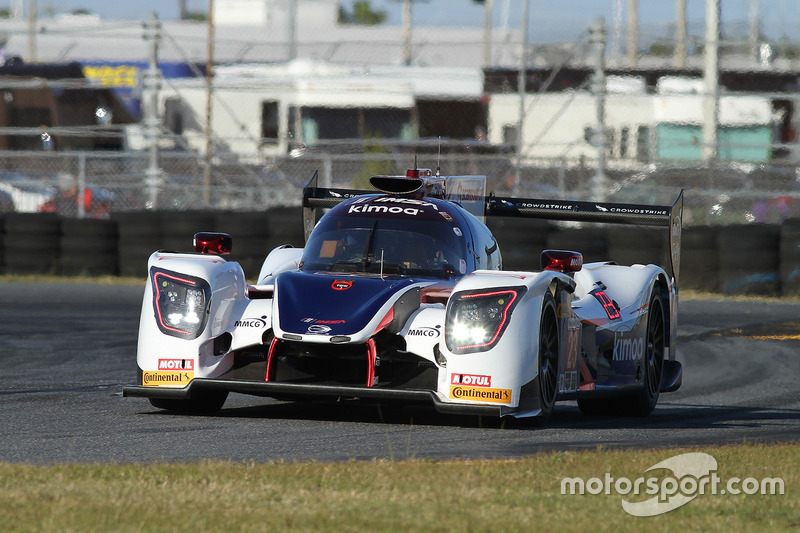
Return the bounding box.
[300,195,469,279]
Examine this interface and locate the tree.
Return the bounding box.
[338,0,387,25]
[353,137,397,189]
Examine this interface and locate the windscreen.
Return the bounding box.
[301,213,468,278]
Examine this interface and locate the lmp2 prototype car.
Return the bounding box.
[123,168,683,422]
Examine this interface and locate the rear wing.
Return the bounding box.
[302,171,683,285]
[487,192,684,285]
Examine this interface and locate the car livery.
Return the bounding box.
[124,168,683,421]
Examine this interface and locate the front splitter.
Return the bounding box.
[123,379,509,417]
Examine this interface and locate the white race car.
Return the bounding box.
[124,169,683,422]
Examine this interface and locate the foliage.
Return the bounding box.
[338,0,387,26]
[353,138,397,189]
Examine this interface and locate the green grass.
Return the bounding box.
[1,443,797,532]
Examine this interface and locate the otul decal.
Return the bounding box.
[157,359,194,371]
[451,373,491,387]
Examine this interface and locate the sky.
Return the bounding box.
[20,1,800,42]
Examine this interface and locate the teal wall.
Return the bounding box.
[655,123,773,162]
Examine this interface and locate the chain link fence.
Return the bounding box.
[1,147,799,228]
[0,11,798,227]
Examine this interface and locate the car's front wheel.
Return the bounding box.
[537,292,559,421]
[149,391,228,414]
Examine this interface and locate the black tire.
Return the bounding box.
[718,224,780,296]
[149,391,228,414]
[4,212,60,234]
[578,289,666,417]
[629,290,665,416]
[681,226,719,292]
[61,218,118,239]
[607,227,668,267]
[576,396,619,416]
[534,293,559,421]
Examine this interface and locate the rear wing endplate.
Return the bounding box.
[486,192,684,285]
[302,171,367,242]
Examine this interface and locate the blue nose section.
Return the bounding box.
[276,271,418,336]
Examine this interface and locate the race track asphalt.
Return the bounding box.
[1,282,799,463]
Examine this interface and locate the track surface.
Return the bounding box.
[2,282,799,463]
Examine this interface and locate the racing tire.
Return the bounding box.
[577,290,665,417]
[629,290,665,416]
[148,391,228,414]
[530,292,559,422]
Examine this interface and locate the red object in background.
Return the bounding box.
[39,186,112,218]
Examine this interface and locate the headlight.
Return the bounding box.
[151,268,211,339]
[445,287,525,354]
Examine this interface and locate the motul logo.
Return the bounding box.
[451,373,491,387]
[158,359,194,371]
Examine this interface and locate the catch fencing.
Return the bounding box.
[2,149,800,228]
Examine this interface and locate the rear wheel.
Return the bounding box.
[630,290,665,416]
[149,391,228,414]
[577,289,665,417]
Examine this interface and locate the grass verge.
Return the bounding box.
[1,442,797,532]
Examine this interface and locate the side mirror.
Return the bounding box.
[194,232,232,255]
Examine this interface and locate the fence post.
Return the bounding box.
[77,152,86,219]
[321,153,332,188]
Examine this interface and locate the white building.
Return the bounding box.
[487,77,775,164]
[151,60,484,160]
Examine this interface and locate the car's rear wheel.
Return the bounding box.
[149,391,228,414]
[629,290,665,416]
[577,289,665,417]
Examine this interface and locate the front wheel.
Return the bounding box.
[531,293,559,422]
[149,391,228,414]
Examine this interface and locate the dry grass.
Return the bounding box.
[0,442,797,532]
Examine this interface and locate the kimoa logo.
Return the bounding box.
[613,335,644,361]
[348,204,422,216]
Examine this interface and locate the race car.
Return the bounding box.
[123,168,683,422]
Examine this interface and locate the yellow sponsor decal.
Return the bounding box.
[449,385,512,404]
[83,65,140,88]
[143,371,193,387]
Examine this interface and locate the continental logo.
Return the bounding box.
[449,385,511,404]
[143,371,193,387]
